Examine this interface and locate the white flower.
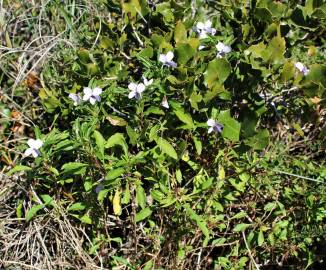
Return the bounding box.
[207,119,223,134]
[143,76,153,87]
[24,138,43,158]
[128,82,145,100]
[196,20,216,39]
[83,87,102,105]
[295,62,309,76]
[161,95,169,109]
[198,45,206,51]
[216,42,232,58]
[68,93,82,106]
[159,51,177,68]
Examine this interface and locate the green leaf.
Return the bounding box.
[25,204,44,222]
[281,61,295,82]
[61,162,88,175]
[245,129,269,150]
[264,202,277,212]
[155,137,178,159]
[126,125,138,145]
[121,184,131,204]
[245,42,266,58]
[304,64,326,89]
[68,202,86,212]
[231,211,247,219]
[106,115,127,126]
[218,110,241,141]
[174,21,187,44]
[137,47,153,60]
[176,43,195,65]
[40,194,54,207]
[136,185,146,209]
[111,256,136,270]
[122,0,141,18]
[135,207,152,222]
[113,189,122,215]
[184,204,210,245]
[262,36,286,64]
[16,201,23,219]
[233,223,251,232]
[205,58,231,87]
[156,2,174,23]
[193,136,202,155]
[174,107,195,128]
[80,214,92,224]
[93,130,105,157]
[106,133,128,155]
[7,165,32,176]
[106,167,125,181]
[144,106,165,116]
[258,229,265,246]
[84,180,93,192]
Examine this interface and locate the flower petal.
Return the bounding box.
[31,149,40,158]
[93,87,102,96]
[199,31,208,39]
[69,93,78,102]
[94,95,101,102]
[204,20,212,28]
[24,148,33,156]
[295,62,305,72]
[208,127,214,133]
[161,96,169,108]
[128,91,136,99]
[27,138,36,148]
[166,51,174,61]
[216,42,226,52]
[159,54,166,63]
[32,139,43,149]
[128,83,137,91]
[223,45,231,53]
[83,87,92,96]
[137,83,145,93]
[143,77,153,86]
[168,61,177,68]
[207,119,216,127]
[89,97,96,105]
[196,22,204,30]
[135,92,142,100]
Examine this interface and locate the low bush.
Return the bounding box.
[1,0,326,269]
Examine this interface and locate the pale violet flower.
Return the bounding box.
[207,119,223,134]
[95,184,105,194]
[68,93,82,106]
[83,87,102,105]
[216,42,232,58]
[295,62,309,76]
[143,76,153,87]
[159,51,177,68]
[128,82,145,100]
[161,95,169,109]
[24,138,43,158]
[196,20,216,39]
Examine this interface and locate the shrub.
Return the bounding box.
[2,0,326,269]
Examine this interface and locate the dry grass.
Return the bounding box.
[0,203,104,269]
[0,1,108,269]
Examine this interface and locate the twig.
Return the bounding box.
[0,260,42,270]
[242,231,260,270]
[273,169,324,183]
